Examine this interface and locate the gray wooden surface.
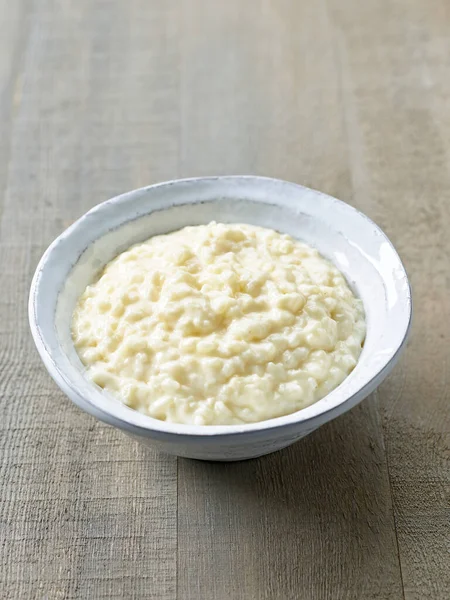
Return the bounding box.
[1,1,449,598]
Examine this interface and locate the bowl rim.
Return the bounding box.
[29,175,412,438]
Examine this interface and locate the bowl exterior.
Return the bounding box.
[126,429,317,461]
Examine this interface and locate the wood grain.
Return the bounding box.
[1,0,449,598]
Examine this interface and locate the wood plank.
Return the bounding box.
[0,1,179,598]
[334,0,450,597]
[0,0,32,221]
[179,0,352,199]
[179,406,403,600]
[177,2,404,598]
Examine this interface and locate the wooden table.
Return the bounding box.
[1,1,449,598]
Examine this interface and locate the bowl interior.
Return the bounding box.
[30,177,411,436]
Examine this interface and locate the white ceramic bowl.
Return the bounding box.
[29,176,412,461]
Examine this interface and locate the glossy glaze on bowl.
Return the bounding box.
[29,177,412,460]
